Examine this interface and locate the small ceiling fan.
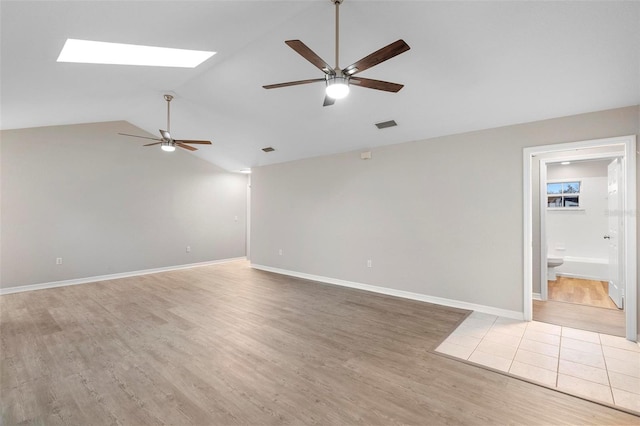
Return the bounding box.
[263,0,410,106]
[118,94,212,152]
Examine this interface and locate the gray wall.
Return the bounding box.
[251,106,639,318]
[1,121,248,289]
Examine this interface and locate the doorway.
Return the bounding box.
[523,136,637,341]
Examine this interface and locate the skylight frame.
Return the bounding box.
[57,39,215,68]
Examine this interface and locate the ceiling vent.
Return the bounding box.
[262,146,275,152]
[375,120,397,129]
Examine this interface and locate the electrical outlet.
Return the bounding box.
[278,249,283,256]
[56,257,63,265]
[367,259,372,268]
[234,215,238,222]
[186,246,191,253]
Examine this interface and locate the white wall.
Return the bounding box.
[546,161,609,260]
[250,106,639,319]
[0,121,248,289]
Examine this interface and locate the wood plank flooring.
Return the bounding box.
[1,261,637,425]
[549,276,618,309]
[533,299,626,337]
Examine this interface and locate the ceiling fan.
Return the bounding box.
[118,94,212,152]
[263,0,410,106]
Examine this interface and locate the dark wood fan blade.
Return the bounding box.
[118,133,162,142]
[350,77,404,93]
[285,40,335,75]
[343,39,410,76]
[174,140,212,145]
[263,78,326,89]
[176,142,198,151]
[143,142,162,146]
[323,95,335,107]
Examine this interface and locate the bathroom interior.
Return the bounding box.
[534,153,626,337]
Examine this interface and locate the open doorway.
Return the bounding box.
[538,155,625,336]
[523,136,637,341]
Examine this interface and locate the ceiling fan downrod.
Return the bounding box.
[326,0,349,100]
[333,0,343,70]
[164,94,173,133]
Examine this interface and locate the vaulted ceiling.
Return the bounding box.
[2,1,638,171]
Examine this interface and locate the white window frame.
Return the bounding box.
[546,178,582,210]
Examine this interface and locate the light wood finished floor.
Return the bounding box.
[534,299,625,337]
[549,276,618,309]
[2,261,637,425]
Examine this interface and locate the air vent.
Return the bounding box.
[262,147,275,152]
[375,120,397,129]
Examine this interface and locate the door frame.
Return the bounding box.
[538,151,624,302]
[523,135,637,341]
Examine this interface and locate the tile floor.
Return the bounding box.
[436,312,640,413]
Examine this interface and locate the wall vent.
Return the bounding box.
[375,120,397,129]
[262,146,275,152]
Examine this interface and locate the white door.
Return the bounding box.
[607,158,623,309]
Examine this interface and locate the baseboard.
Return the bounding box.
[533,292,542,300]
[556,272,608,281]
[0,257,246,295]
[251,264,524,320]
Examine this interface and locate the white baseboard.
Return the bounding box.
[0,257,246,295]
[251,264,524,320]
[533,292,542,301]
[557,272,609,281]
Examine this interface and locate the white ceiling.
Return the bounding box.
[2,1,639,172]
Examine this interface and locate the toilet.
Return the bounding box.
[547,257,564,281]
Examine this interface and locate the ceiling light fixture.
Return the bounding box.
[161,142,176,152]
[57,39,215,68]
[326,75,350,99]
[561,161,571,165]
[239,169,252,174]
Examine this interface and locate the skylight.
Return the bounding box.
[57,39,215,68]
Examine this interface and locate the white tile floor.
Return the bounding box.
[436,312,640,413]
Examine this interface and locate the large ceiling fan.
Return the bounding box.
[263,0,410,106]
[118,94,212,152]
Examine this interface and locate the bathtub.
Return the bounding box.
[555,256,609,281]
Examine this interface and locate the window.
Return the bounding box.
[547,181,580,208]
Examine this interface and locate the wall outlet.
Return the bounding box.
[186,246,191,253]
[234,215,239,222]
[278,249,283,256]
[367,259,372,268]
[56,257,63,265]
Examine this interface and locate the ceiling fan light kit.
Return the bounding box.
[325,75,350,99]
[263,0,410,106]
[161,141,176,152]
